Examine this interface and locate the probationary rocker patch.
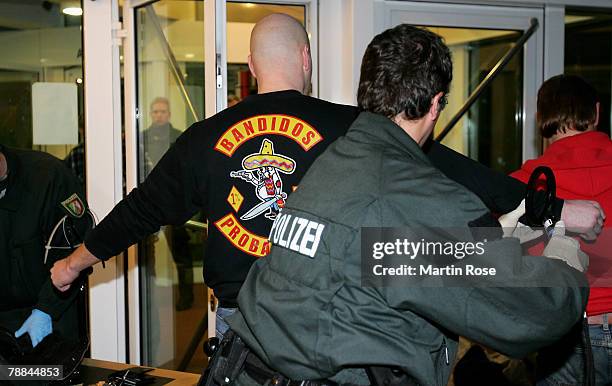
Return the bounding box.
[61,193,86,218]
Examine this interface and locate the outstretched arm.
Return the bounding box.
[51,244,100,291]
[51,127,204,290]
[425,140,539,213]
[426,141,605,238]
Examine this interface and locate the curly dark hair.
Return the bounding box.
[357,24,452,120]
[537,75,599,138]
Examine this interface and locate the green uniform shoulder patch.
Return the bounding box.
[61,193,86,218]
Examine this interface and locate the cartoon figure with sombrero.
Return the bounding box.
[230,139,296,221]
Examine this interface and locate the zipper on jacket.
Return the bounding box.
[443,338,449,365]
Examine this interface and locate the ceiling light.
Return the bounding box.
[185,53,195,59]
[63,7,83,16]
[244,3,255,8]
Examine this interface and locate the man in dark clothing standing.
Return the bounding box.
[51,14,603,341]
[142,97,182,176]
[0,145,91,347]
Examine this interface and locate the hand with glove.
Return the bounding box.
[543,221,589,272]
[15,309,52,347]
[498,199,544,244]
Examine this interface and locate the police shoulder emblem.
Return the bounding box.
[61,193,86,218]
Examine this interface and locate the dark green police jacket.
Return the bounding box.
[0,145,89,335]
[228,112,588,385]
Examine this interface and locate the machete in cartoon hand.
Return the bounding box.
[230,139,296,221]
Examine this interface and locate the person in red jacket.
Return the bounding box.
[511,74,612,385]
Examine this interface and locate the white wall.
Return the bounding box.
[318,0,381,105]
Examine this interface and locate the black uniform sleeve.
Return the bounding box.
[84,128,202,260]
[36,161,91,320]
[425,140,563,219]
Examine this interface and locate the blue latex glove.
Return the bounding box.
[15,309,52,347]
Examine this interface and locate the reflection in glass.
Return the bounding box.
[0,3,84,183]
[135,1,309,372]
[425,26,523,174]
[135,0,206,372]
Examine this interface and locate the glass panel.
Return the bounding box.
[135,0,207,371]
[423,26,523,174]
[226,2,306,102]
[565,10,612,137]
[0,2,85,185]
[135,0,309,372]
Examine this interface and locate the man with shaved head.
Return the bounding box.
[249,13,312,94]
[50,13,358,337]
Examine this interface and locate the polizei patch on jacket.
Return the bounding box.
[214,114,322,156]
[61,193,85,218]
[268,212,325,258]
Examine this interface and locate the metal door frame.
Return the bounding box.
[83,0,126,363]
[374,1,545,161]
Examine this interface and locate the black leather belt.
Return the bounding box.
[204,329,352,386]
[218,299,239,309]
[243,352,339,386]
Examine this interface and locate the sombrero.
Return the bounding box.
[243,139,295,173]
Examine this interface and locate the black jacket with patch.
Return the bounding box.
[85,90,359,302]
[0,145,90,328]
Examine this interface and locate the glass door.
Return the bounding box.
[122,0,315,370]
[565,9,612,138]
[375,2,544,173]
[121,0,212,368]
[124,0,214,370]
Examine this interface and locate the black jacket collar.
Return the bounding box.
[348,111,431,165]
[243,89,303,103]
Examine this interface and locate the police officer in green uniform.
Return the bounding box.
[0,144,91,348]
[212,25,590,386]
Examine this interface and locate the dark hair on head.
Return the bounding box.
[537,75,599,138]
[357,24,452,120]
